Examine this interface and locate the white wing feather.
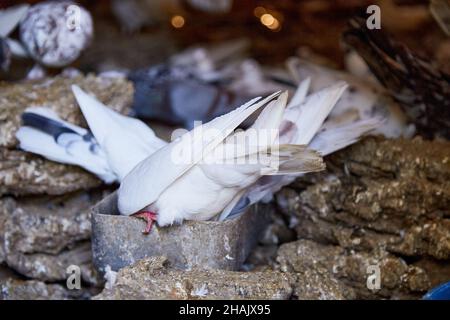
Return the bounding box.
[243,117,382,208]
[309,117,383,155]
[15,107,116,183]
[236,83,382,213]
[286,57,411,138]
[282,82,348,146]
[71,85,167,180]
[286,77,310,109]
[0,4,29,37]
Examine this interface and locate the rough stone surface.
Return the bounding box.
[0,265,20,284]
[243,209,297,270]
[0,198,15,264]
[94,256,293,300]
[244,245,278,270]
[259,209,296,246]
[0,277,97,300]
[2,190,108,284]
[94,256,349,300]
[0,261,100,300]
[290,265,356,300]
[1,279,70,300]
[0,149,102,196]
[5,241,99,285]
[276,137,450,298]
[277,240,427,299]
[0,74,133,196]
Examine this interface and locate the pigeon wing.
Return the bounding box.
[16,107,115,183]
[118,91,281,215]
[282,82,348,146]
[72,85,167,180]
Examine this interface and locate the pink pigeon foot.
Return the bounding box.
[132,211,157,234]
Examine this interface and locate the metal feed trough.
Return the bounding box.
[91,192,272,273]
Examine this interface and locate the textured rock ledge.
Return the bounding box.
[1,279,71,300]
[0,274,98,300]
[0,190,109,285]
[0,74,133,196]
[0,149,101,196]
[276,136,450,299]
[94,256,352,300]
[276,240,430,299]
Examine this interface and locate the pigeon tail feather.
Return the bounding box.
[16,108,116,183]
[310,117,383,156]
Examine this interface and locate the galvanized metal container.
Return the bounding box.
[91,192,271,272]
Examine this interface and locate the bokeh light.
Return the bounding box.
[260,13,275,26]
[259,12,282,32]
[171,15,185,28]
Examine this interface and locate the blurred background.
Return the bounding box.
[1,0,448,79]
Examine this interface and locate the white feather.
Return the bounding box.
[281,82,348,146]
[15,108,116,183]
[240,83,382,211]
[24,106,87,134]
[286,57,411,138]
[286,77,310,109]
[0,4,29,38]
[71,85,167,180]
[217,188,247,221]
[309,117,383,155]
[5,38,28,57]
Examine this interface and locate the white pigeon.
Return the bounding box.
[16,86,167,183]
[118,91,325,232]
[237,79,383,210]
[286,57,413,138]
